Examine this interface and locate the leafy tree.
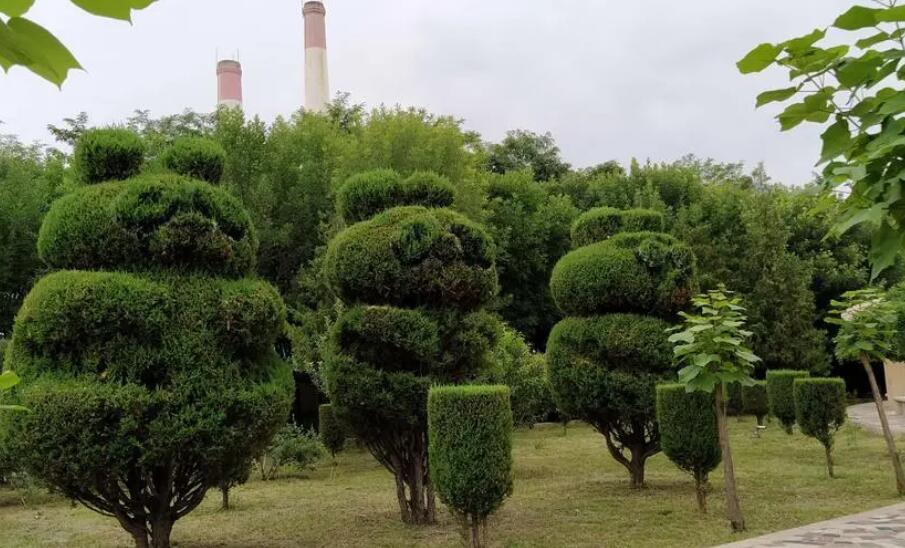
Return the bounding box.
[0,1,155,86]
[318,403,346,458]
[794,377,847,478]
[1,132,294,548]
[741,381,769,429]
[668,286,761,532]
[828,287,905,494]
[739,1,905,277]
[487,129,571,182]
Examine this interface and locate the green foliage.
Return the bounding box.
[159,136,226,183]
[766,370,811,434]
[72,128,145,183]
[336,169,454,224]
[726,382,743,416]
[741,381,769,422]
[828,288,898,362]
[258,424,326,480]
[740,3,905,277]
[550,232,696,318]
[668,286,761,392]
[318,403,346,457]
[655,383,720,483]
[428,385,513,524]
[794,378,847,450]
[487,129,571,182]
[571,207,664,247]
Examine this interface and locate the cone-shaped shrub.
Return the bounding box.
[1,131,294,548]
[73,128,146,183]
[160,136,226,183]
[767,369,810,434]
[794,378,847,477]
[742,381,769,426]
[319,403,346,457]
[547,208,697,487]
[323,171,499,525]
[428,385,513,548]
[571,207,665,248]
[656,384,720,512]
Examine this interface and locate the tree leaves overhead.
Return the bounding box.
[833,6,881,30]
[69,0,156,22]
[0,0,34,17]
[737,43,782,74]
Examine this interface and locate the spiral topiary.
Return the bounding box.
[1,130,294,548]
[547,207,697,487]
[323,170,499,524]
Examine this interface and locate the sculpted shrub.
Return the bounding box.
[319,403,346,458]
[742,381,769,427]
[73,128,145,183]
[159,137,226,183]
[767,369,810,434]
[794,378,846,478]
[571,207,664,248]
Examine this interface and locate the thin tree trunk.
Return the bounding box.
[824,443,835,479]
[693,470,708,513]
[715,383,745,532]
[220,485,230,510]
[470,514,482,548]
[861,353,905,495]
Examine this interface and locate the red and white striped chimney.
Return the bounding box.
[216,59,243,109]
[303,1,329,112]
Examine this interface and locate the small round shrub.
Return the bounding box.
[428,385,513,544]
[73,128,145,183]
[319,404,346,457]
[550,232,696,318]
[742,381,769,425]
[337,169,455,223]
[767,369,810,434]
[794,378,847,477]
[571,207,664,247]
[159,137,226,183]
[258,424,326,480]
[656,384,720,511]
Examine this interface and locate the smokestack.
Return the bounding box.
[303,1,329,113]
[217,59,243,109]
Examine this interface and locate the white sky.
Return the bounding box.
[0,0,855,185]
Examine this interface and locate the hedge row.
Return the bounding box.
[767,370,810,433]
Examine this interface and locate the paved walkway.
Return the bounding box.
[847,401,905,435]
[718,503,905,547]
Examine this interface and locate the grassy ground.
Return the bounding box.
[0,419,902,547]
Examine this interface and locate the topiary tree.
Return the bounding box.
[794,377,847,478]
[547,208,697,488]
[428,385,513,548]
[742,381,769,429]
[323,171,500,524]
[570,207,664,248]
[767,370,810,434]
[319,403,346,458]
[159,136,226,183]
[335,169,456,224]
[655,384,720,513]
[0,130,294,548]
[73,127,145,183]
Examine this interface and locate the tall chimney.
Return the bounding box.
[217,59,243,109]
[303,1,329,113]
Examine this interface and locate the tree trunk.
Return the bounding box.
[693,470,708,513]
[824,443,835,479]
[861,353,905,495]
[130,530,149,548]
[715,383,745,532]
[149,518,173,548]
[628,457,646,489]
[220,485,230,510]
[469,514,482,548]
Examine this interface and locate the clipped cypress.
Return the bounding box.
[742,381,769,427]
[794,378,847,478]
[159,136,226,183]
[323,170,500,524]
[319,403,346,458]
[428,385,513,548]
[767,369,810,434]
[656,384,721,512]
[570,207,665,248]
[73,127,145,183]
[548,208,697,487]
[1,131,293,548]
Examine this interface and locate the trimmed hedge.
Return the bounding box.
[37,175,257,278]
[549,232,696,318]
[656,384,720,510]
[794,378,847,476]
[318,404,346,457]
[571,207,664,247]
[324,206,497,310]
[73,128,145,183]
[742,381,769,425]
[160,137,226,183]
[767,369,810,434]
[428,385,513,529]
[337,169,455,223]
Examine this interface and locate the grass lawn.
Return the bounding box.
[0,419,901,547]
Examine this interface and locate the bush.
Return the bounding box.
[73,128,145,183]
[742,381,769,425]
[794,378,847,477]
[160,137,226,183]
[319,404,346,457]
[428,385,513,546]
[655,384,720,512]
[336,169,455,223]
[257,424,326,480]
[549,232,696,318]
[767,369,810,434]
[571,207,664,247]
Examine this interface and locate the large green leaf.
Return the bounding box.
[737,43,782,74]
[877,5,905,23]
[834,6,881,30]
[820,119,851,163]
[0,0,34,17]
[755,87,797,107]
[857,31,890,49]
[783,28,826,53]
[5,17,81,86]
[69,0,155,21]
[0,370,19,390]
[836,55,884,87]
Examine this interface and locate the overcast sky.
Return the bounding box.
[0,0,855,185]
